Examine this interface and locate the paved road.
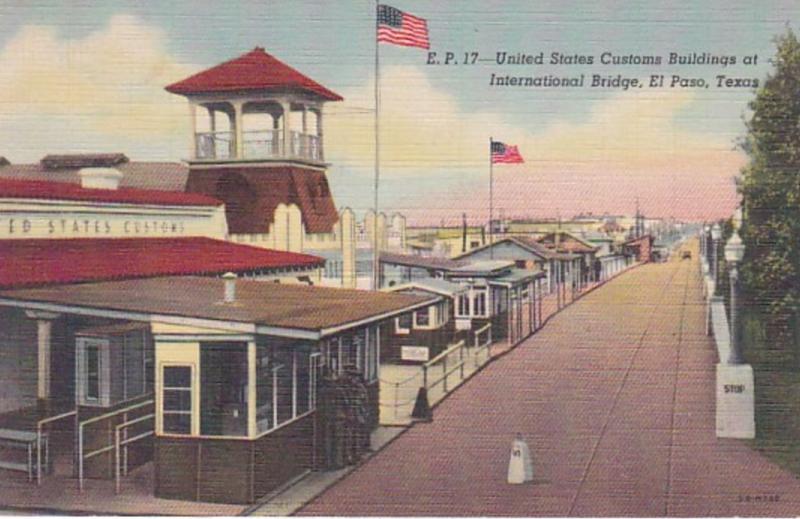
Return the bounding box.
[299,244,800,516]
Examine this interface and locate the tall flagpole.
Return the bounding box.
[372,1,382,290]
[489,136,494,259]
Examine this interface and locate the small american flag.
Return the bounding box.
[491,141,525,164]
[377,5,430,49]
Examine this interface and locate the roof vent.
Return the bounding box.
[222,272,237,303]
[78,167,124,190]
[41,153,129,170]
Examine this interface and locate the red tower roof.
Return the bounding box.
[165,47,343,101]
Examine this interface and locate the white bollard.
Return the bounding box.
[507,433,533,484]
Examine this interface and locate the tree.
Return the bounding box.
[740,29,800,347]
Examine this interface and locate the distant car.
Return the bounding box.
[681,251,692,260]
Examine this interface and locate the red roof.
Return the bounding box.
[165,47,343,101]
[0,178,221,207]
[0,237,324,289]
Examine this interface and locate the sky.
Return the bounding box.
[0,1,798,224]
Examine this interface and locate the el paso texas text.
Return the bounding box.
[489,73,758,90]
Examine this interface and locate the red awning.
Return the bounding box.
[0,237,324,289]
[165,47,343,101]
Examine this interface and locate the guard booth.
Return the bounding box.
[0,275,437,504]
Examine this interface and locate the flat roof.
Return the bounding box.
[0,276,438,336]
[489,268,546,286]
[386,278,468,297]
[453,236,578,261]
[0,177,220,207]
[379,252,466,271]
[448,259,515,275]
[0,238,324,289]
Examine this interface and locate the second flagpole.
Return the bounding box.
[489,136,494,259]
[372,0,382,290]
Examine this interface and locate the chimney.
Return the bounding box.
[78,167,123,190]
[223,272,237,303]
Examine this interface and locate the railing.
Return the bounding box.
[194,130,323,162]
[472,324,493,367]
[473,323,492,348]
[379,369,423,421]
[243,129,283,159]
[422,340,466,394]
[290,131,323,161]
[35,409,77,485]
[114,413,155,494]
[195,131,233,159]
[78,398,154,491]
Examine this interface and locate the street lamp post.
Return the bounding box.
[711,223,722,282]
[725,230,745,364]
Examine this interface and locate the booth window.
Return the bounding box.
[200,343,248,437]
[320,327,378,382]
[256,339,319,435]
[162,366,192,435]
[395,313,412,334]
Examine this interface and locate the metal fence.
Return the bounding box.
[379,326,495,425]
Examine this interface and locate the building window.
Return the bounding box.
[457,293,471,317]
[365,326,379,382]
[162,365,193,435]
[438,300,449,325]
[473,290,487,317]
[77,329,152,408]
[76,337,111,407]
[414,307,431,328]
[86,345,100,401]
[395,313,412,334]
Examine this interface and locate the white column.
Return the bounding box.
[247,340,257,438]
[281,101,292,157]
[316,109,324,161]
[233,101,244,159]
[301,106,308,159]
[189,102,198,159]
[25,311,60,400]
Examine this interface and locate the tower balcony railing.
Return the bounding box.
[289,131,323,162]
[195,130,323,162]
[242,130,284,159]
[195,131,234,160]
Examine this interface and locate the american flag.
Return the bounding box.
[491,141,525,164]
[377,5,430,49]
